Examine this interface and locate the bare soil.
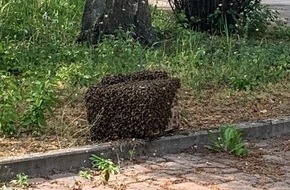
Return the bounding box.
[1,82,290,158]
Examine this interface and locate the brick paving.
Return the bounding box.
[9,136,290,190]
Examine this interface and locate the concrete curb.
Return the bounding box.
[1,117,290,182]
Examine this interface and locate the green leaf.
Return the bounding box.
[207,125,249,157]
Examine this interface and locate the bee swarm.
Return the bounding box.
[85,70,181,142]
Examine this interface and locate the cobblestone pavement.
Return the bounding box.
[10,136,290,190]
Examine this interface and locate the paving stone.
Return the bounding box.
[81,185,99,190]
[134,171,182,184]
[126,182,163,190]
[146,172,184,186]
[194,167,223,174]
[263,155,286,164]
[144,156,167,163]
[229,173,259,185]
[263,181,290,190]
[124,164,152,175]
[30,182,67,190]
[220,168,239,174]
[143,163,163,170]
[256,176,274,186]
[109,174,136,184]
[83,185,115,190]
[217,181,258,190]
[131,173,154,182]
[49,172,77,180]
[281,165,290,176]
[254,141,270,148]
[267,188,290,190]
[161,161,190,168]
[162,156,204,168]
[29,177,47,184]
[51,175,86,187]
[184,172,234,186]
[169,182,210,190]
[193,161,227,169]
[163,153,202,162]
[156,161,194,174]
[211,158,238,165]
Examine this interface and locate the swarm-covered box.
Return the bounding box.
[85,70,181,142]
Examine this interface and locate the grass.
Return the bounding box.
[90,155,120,183]
[0,0,290,155]
[79,170,93,180]
[10,173,29,187]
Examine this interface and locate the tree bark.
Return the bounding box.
[76,0,157,46]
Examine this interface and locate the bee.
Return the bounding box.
[85,70,180,142]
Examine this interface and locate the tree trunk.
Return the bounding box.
[76,0,157,46]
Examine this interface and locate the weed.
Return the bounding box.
[0,72,58,135]
[79,170,93,180]
[10,173,29,187]
[129,149,136,162]
[0,73,22,134]
[21,75,58,133]
[89,155,120,183]
[206,125,249,157]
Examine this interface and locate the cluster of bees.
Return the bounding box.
[85,70,181,142]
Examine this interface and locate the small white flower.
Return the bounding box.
[132,2,138,14]
[42,11,49,20]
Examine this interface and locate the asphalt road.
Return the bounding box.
[150,0,290,25]
[263,0,290,24]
